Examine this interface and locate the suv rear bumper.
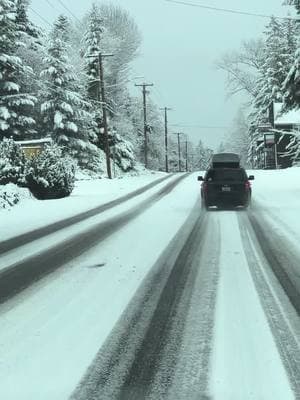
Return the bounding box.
[204,192,250,207]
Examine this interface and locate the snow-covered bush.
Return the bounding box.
[65,139,106,174]
[113,133,135,172]
[0,183,31,210]
[0,185,19,209]
[25,144,75,199]
[0,138,26,185]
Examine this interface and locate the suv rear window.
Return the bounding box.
[206,169,246,182]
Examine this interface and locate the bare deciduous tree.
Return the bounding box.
[216,39,265,98]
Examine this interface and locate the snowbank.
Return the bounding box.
[0,171,169,241]
[0,184,32,210]
[251,166,300,249]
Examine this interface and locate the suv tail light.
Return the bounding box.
[245,181,251,190]
[202,182,208,193]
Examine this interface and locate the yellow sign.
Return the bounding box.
[22,146,43,159]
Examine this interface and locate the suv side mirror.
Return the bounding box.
[197,176,204,181]
[248,175,255,181]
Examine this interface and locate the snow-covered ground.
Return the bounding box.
[0,171,169,241]
[251,167,300,250]
[210,212,294,400]
[0,173,199,400]
[1,167,300,400]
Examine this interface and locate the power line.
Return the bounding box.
[43,0,60,12]
[28,6,53,27]
[171,124,229,129]
[56,0,83,25]
[165,0,297,20]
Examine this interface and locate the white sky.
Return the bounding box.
[29,0,291,149]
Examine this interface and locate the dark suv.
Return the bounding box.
[198,154,254,209]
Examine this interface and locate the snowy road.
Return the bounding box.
[0,173,173,256]
[1,171,300,399]
[71,209,300,400]
[0,173,187,302]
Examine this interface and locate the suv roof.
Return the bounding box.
[205,167,247,182]
[210,152,240,169]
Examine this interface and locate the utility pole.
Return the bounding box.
[185,138,188,172]
[98,53,114,179]
[87,52,114,179]
[135,82,154,169]
[191,152,194,172]
[172,132,184,172]
[159,107,172,173]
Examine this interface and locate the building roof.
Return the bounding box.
[274,102,300,126]
[15,138,52,146]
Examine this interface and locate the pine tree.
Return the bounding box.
[82,4,104,102]
[40,15,100,170]
[0,137,26,185]
[282,34,300,110]
[80,4,110,159]
[0,0,36,140]
[283,0,300,14]
[16,0,40,40]
[282,16,298,56]
[111,132,135,172]
[252,17,287,124]
[15,0,44,139]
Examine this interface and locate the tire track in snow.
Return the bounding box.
[238,213,300,399]
[247,211,300,316]
[162,212,220,400]
[251,199,300,245]
[0,174,173,256]
[0,174,188,304]
[71,205,219,400]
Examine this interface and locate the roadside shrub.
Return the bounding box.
[0,139,26,186]
[0,183,31,209]
[25,144,76,199]
[113,134,135,172]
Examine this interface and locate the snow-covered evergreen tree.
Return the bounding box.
[246,17,297,167]
[82,4,104,102]
[16,0,40,40]
[40,15,102,170]
[111,132,135,172]
[251,17,288,126]
[80,5,111,159]
[282,35,300,110]
[80,4,145,172]
[0,0,36,140]
[282,16,298,56]
[0,138,26,185]
[15,0,45,139]
[283,0,300,14]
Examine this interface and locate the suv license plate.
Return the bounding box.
[222,186,231,192]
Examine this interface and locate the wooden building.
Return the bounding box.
[15,138,52,159]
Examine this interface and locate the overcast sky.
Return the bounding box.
[29,0,290,149]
